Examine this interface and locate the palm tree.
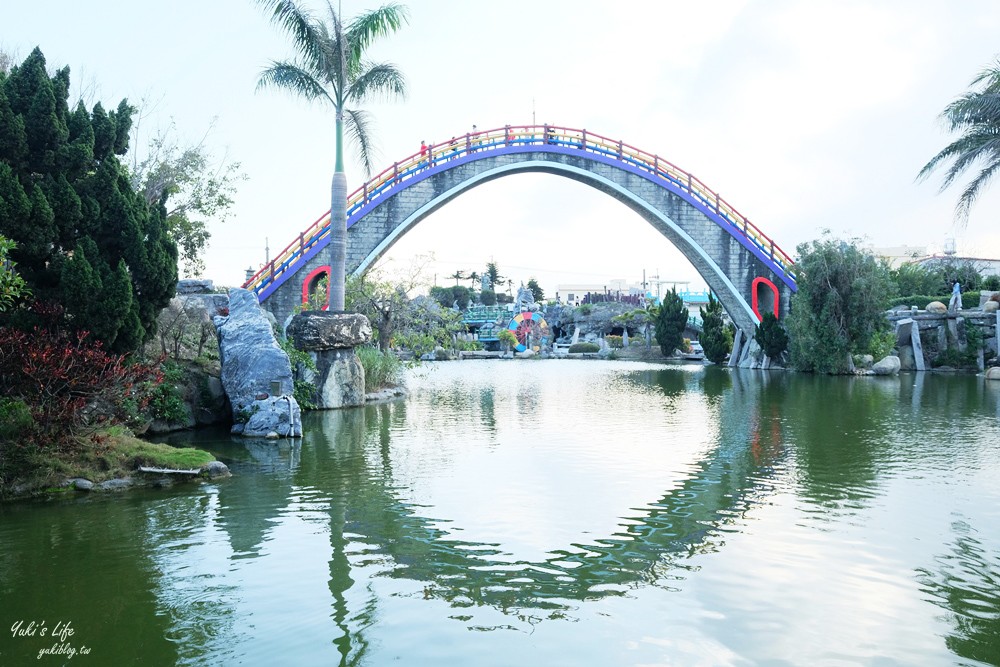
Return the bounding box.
[448,270,465,286]
[919,59,1000,224]
[255,0,408,311]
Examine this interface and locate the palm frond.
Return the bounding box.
[346,4,410,63]
[348,62,407,104]
[257,61,334,107]
[254,0,325,68]
[955,159,1000,222]
[345,108,377,178]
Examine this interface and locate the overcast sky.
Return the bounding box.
[7,0,1000,298]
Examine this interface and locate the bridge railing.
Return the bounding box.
[244,125,796,296]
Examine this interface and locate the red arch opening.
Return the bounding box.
[751,277,779,322]
[302,266,331,310]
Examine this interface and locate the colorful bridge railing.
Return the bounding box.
[243,124,797,297]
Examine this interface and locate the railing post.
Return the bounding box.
[582,129,587,150]
[617,140,622,159]
[299,233,304,256]
[505,124,511,146]
[269,260,275,283]
[543,123,549,145]
[393,162,398,183]
[465,132,471,153]
[654,155,659,175]
[363,182,368,204]
[686,172,692,191]
[714,192,720,213]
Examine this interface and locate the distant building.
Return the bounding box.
[872,245,928,269]
[910,254,1000,276]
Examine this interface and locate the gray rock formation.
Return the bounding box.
[926,301,947,314]
[215,288,302,437]
[287,311,372,409]
[231,395,302,438]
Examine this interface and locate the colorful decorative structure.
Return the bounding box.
[508,311,550,352]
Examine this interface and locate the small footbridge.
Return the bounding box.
[243,124,796,336]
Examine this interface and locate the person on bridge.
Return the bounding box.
[420,140,427,157]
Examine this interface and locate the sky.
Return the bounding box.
[6,0,1000,299]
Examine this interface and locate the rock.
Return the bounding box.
[265,431,280,439]
[926,301,947,314]
[899,346,916,371]
[872,355,901,375]
[287,312,372,350]
[97,478,133,491]
[216,288,301,433]
[70,478,94,491]
[204,461,230,478]
[853,354,874,370]
[516,349,537,359]
[985,366,1000,381]
[236,395,302,438]
[176,279,215,294]
[984,301,999,313]
[314,348,366,409]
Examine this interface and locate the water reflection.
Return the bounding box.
[918,519,1000,666]
[3,363,1000,665]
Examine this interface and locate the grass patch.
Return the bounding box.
[1,427,216,500]
[357,345,403,391]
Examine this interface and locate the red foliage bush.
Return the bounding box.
[0,322,162,449]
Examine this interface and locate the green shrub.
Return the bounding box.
[754,313,789,360]
[578,304,592,316]
[868,329,896,360]
[148,382,187,424]
[569,342,600,353]
[357,345,403,390]
[605,335,624,349]
[0,398,33,440]
[497,329,518,350]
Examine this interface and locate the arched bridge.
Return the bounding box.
[243,124,796,335]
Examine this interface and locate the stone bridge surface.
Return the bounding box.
[246,126,796,336]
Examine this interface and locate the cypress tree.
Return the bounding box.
[0,48,177,352]
[699,293,732,364]
[655,288,688,356]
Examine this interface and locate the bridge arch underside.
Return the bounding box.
[267,150,793,336]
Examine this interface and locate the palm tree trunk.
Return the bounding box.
[330,170,347,311]
[329,114,347,311]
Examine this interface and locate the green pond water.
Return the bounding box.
[1,360,999,666]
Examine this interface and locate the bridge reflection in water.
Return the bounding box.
[4,363,998,665]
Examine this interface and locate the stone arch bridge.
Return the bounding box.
[243,124,796,340]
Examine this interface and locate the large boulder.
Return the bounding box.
[985,366,1000,381]
[872,355,901,376]
[984,301,999,313]
[287,311,372,409]
[215,288,302,436]
[287,312,372,350]
[926,301,947,314]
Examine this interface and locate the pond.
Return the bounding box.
[2,361,999,666]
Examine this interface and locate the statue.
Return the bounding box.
[515,282,535,312]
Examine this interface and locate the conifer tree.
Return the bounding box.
[699,293,732,364]
[654,288,688,356]
[0,48,177,351]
